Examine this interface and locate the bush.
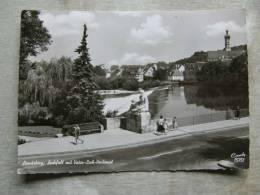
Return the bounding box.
[18,102,51,126]
[106,110,118,118]
[153,69,168,80]
[54,115,66,127]
[96,76,162,91]
[139,80,161,89]
[122,78,139,90]
[18,138,26,145]
[96,77,112,90]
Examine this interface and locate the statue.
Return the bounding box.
[126,88,152,133]
[138,89,149,112]
[129,88,149,113]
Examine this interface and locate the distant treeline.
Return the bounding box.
[18,50,248,126]
[196,52,248,85]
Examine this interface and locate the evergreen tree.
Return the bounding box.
[66,24,104,124]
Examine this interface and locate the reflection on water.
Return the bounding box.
[148,84,248,120]
[185,84,248,111]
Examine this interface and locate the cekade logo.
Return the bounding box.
[231,152,246,163]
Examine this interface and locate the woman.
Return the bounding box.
[157,115,164,133]
[163,118,168,133]
[172,116,178,130]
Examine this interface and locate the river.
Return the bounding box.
[148,84,249,126]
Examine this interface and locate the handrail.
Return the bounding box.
[151,108,249,127]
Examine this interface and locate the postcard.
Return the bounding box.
[17,10,249,174]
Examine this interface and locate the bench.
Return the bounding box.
[62,122,103,136]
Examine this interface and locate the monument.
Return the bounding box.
[125,89,152,133]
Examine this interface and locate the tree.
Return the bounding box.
[195,53,248,84]
[110,65,119,72]
[93,65,106,77]
[196,61,229,82]
[66,24,104,124]
[19,57,73,108]
[154,68,168,80]
[175,51,207,64]
[19,10,52,80]
[229,52,248,82]
[96,77,112,90]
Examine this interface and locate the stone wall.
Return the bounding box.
[124,112,153,133]
[105,118,121,130]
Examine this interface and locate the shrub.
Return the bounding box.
[18,138,26,145]
[106,110,118,118]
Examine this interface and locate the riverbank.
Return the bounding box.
[103,89,154,115]
[97,89,135,95]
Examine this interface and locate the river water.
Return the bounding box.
[148,84,249,126]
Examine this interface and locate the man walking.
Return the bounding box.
[74,124,84,144]
[235,106,241,120]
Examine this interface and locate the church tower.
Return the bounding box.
[224,30,231,51]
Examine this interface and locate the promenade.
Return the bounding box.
[18,117,249,157]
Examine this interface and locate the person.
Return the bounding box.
[172,116,178,130]
[163,118,168,134]
[157,115,165,133]
[235,106,241,120]
[74,124,84,144]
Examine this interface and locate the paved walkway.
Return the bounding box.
[18,117,249,157]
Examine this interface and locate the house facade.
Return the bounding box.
[121,65,144,82]
[144,64,157,78]
[168,69,184,81]
[105,70,111,78]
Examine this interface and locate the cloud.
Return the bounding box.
[113,11,142,17]
[204,21,245,36]
[39,11,99,36]
[108,53,155,65]
[130,15,173,45]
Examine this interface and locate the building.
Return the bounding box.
[168,69,184,81]
[143,64,157,78]
[105,69,111,78]
[121,65,144,82]
[207,50,244,63]
[110,67,122,78]
[207,30,245,63]
[182,62,206,81]
[224,29,231,51]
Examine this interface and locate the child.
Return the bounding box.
[163,118,168,134]
[172,116,178,130]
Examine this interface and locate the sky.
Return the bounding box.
[31,10,247,68]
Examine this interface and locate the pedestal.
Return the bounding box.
[125,112,152,133]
